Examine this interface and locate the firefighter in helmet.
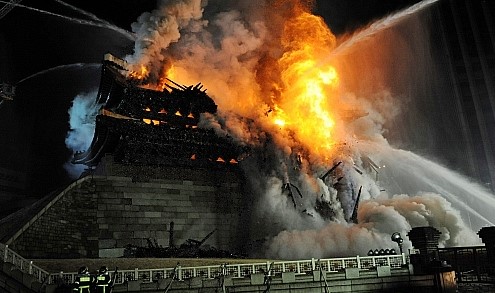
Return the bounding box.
[73,266,92,293]
[95,266,112,293]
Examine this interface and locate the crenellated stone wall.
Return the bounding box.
[8,164,249,259]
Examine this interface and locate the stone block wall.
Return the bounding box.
[11,179,99,258]
[8,164,249,258]
[95,174,247,253]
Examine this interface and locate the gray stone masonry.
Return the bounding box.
[9,163,249,258]
[11,179,99,258]
[95,173,247,253]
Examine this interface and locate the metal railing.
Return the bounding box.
[0,243,51,283]
[0,242,407,285]
[50,254,407,285]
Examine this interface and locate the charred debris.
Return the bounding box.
[76,53,379,229]
[284,156,379,224]
[124,223,246,259]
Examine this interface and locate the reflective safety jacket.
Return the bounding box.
[73,274,92,293]
[95,274,112,293]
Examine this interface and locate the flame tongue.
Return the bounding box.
[127,0,344,162]
[270,9,339,159]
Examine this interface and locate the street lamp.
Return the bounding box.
[391,232,403,255]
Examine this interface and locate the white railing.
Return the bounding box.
[0,243,51,283]
[49,254,407,285]
[0,242,407,286]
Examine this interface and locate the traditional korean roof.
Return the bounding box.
[72,54,247,167]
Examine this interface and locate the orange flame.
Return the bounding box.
[268,8,340,159]
[158,65,177,90]
[131,1,348,162]
[129,65,149,80]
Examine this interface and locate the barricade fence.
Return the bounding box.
[0,242,407,285]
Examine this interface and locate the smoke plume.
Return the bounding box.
[64,0,494,259]
[64,91,99,178]
[268,193,479,259]
[120,0,493,258]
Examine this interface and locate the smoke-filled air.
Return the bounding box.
[65,0,495,259]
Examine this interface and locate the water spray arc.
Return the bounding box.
[0,0,135,41]
[0,0,22,20]
[329,0,440,58]
[63,0,495,259]
[16,63,101,85]
[52,0,113,27]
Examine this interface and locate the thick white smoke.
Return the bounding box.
[120,0,491,259]
[126,0,206,81]
[63,0,494,260]
[64,91,99,178]
[268,193,479,259]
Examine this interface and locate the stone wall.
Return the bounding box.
[95,174,247,257]
[8,164,249,259]
[11,179,99,258]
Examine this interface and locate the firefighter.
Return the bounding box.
[95,266,112,293]
[73,266,92,293]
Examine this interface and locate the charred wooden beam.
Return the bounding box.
[282,183,297,208]
[166,78,188,90]
[350,186,362,224]
[320,161,342,181]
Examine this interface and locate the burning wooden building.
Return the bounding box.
[0,54,251,259]
[73,54,247,175]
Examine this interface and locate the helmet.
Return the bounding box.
[78,266,89,274]
[99,266,108,274]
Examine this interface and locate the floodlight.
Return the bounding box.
[391,232,404,255]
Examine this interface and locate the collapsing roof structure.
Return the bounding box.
[72,54,248,168]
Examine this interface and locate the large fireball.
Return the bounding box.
[274,9,339,159]
[101,0,484,259]
[128,0,345,162]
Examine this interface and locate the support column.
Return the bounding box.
[478,226,495,275]
[408,227,455,292]
[407,227,442,274]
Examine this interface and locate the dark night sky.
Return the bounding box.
[0,0,421,197]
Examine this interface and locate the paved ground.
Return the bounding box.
[33,258,272,273]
